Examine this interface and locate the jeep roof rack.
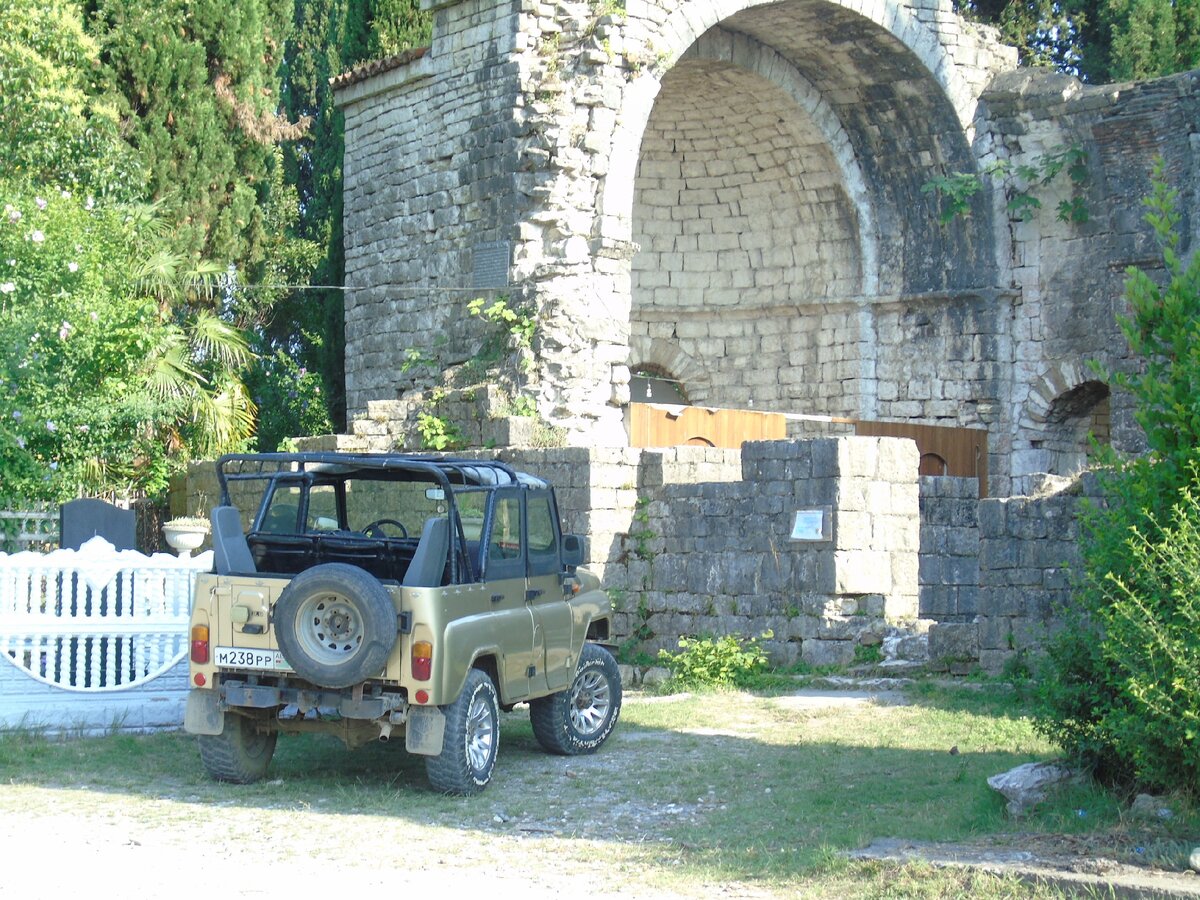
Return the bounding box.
[213,452,535,506]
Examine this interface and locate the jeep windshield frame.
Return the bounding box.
[214,452,548,585]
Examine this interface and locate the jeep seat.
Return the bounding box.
[403,516,449,587]
[211,505,256,576]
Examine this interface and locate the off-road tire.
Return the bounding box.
[425,669,500,794]
[198,713,277,783]
[530,643,621,755]
[274,563,396,689]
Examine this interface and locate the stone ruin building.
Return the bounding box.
[305,0,1200,672]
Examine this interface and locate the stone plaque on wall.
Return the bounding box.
[472,241,511,289]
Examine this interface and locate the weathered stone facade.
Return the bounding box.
[334,0,1021,474]
[317,1,1200,673]
[476,436,922,666]
[193,437,921,665]
[334,0,1200,501]
[973,475,1096,674]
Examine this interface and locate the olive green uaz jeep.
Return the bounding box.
[184,452,620,794]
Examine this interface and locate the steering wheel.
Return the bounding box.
[364,518,408,538]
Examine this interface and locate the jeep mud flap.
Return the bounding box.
[404,705,445,756]
[184,689,224,736]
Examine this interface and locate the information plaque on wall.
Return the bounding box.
[472,241,511,289]
[790,507,832,542]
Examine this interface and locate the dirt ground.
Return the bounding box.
[0,688,1196,900]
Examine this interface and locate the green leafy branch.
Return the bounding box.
[416,411,463,451]
[921,145,1089,225]
[468,296,536,354]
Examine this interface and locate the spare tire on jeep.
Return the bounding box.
[274,563,397,689]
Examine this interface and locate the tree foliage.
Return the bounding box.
[955,0,1200,82]
[1,0,432,495]
[0,2,141,197]
[271,0,430,430]
[0,183,256,501]
[86,0,290,263]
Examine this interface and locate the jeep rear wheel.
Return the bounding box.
[530,643,622,756]
[425,669,499,795]
[274,563,396,689]
[198,713,277,783]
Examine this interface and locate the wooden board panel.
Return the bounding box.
[627,404,987,496]
[628,404,787,449]
[853,420,988,497]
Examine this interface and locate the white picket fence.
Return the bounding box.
[0,538,209,735]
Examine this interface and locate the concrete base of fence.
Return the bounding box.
[0,657,188,736]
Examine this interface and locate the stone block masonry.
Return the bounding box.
[335,0,1200,502]
[919,475,979,624]
[478,437,920,667]
[190,439,1107,676]
[335,0,1020,458]
[974,475,1096,674]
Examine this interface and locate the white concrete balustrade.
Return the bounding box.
[0,537,211,734]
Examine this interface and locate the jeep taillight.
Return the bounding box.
[412,640,432,681]
[190,624,210,664]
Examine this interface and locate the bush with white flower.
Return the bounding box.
[0,182,255,502]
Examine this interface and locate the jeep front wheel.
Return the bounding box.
[274,563,396,689]
[425,669,499,794]
[530,643,622,755]
[198,713,277,783]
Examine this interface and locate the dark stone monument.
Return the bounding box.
[59,498,136,552]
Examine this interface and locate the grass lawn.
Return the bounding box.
[0,680,1194,898]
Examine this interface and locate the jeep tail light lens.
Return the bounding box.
[412,640,432,681]
[190,624,210,664]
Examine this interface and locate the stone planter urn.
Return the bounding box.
[162,517,210,558]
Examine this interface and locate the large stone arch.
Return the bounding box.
[1013,361,1111,487]
[602,0,1005,418]
[628,335,713,404]
[646,0,984,128]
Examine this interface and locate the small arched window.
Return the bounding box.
[630,365,689,405]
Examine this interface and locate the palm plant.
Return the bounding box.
[137,249,258,457]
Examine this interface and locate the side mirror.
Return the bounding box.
[562,533,587,568]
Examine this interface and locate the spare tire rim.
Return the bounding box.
[294,591,364,665]
[569,669,610,735]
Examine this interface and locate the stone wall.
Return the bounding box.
[974,477,1095,674]
[334,1,1200,500]
[979,69,1200,488]
[482,437,921,665]
[334,0,1022,458]
[188,440,1116,675]
[918,476,979,624]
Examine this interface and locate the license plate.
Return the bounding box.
[214,646,291,671]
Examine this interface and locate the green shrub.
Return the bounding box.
[657,631,771,687]
[1095,485,1200,787]
[244,347,333,451]
[0,182,255,501]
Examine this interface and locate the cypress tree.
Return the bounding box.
[86,0,311,281]
[276,0,430,429]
